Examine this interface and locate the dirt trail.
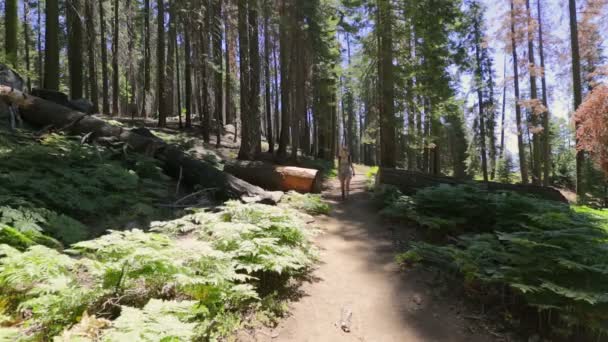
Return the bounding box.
[266,174,498,342]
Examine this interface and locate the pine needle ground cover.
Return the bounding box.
[378,184,608,339]
[0,201,318,341]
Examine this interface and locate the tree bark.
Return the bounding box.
[85,0,99,112]
[68,0,84,100]
[23,0,32,91]
[166,0,176,121]
[569,0,584,197]
[184,24,193,129]
[141,0,151,118]
[44,0,60,90]
[537,0,551,186]
[526,0,541,185]
[474,16,489,182]
[263,1,274,154]
[157,0,167,126]
[213,0,224,147]
[111,0,120,114]
[276,0,291,161]
[99,0,110,114]
[377,0,396,168]
[5,0,18,67]
[225,161,322,193]
[511,0,529,184]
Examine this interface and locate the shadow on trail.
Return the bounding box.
[312,179,495,341]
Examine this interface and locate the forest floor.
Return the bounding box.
[244,172,503,342]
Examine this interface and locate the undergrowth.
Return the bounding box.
[279,191,331,215]
[0,202,316,341]
[0,131,172,246]
[385,184,608,339]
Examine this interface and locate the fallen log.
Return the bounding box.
[224,160,323,193]
[0,86,282,204]
[377,168,568,203]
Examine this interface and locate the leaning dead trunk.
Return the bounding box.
[0,86,282,204]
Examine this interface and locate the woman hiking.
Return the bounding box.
[338,146,356,200]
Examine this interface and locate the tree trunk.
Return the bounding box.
[23,0,32,91]
[37,0,43,87]
[44,0,60,90]
[238,0,262,160]
[225,161,322,193]
[68,0,84,100]
[213,0,224,147]
[1,86,282,204]
[141,0,151,118]
[474,18,489,182]
[511,0,529,184]
[526,0,541,185]
[184,24,193,129]
[111,0,120,114]
[377,0,396,168]
[166,0,176,122]
[99,0,110,114]
[537,0,551,186]
[157,0,167,126]
[5,0,18,67]
[264,1,274,154]
[499,54,507,158]
[276,0,291,161]
[225,0,236,126]
[176,17,183,129]
[569,0,584,197]
[201,3,211,142]
[85,0,99,112]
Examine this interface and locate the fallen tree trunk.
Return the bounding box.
[224,161,322,193]
[377,168,568,203]
[0,86,282,204]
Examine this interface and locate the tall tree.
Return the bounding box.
[37,0,43,86]
[5,0,18,67]
[23,0,32,91]
[213,0,224,147]
[184,21,193,129]
[569,0,584,196]
[510,0,529,184]
[238,0,262,160]
[276,0,291,161]
[99,0,110,113]
[166,0,176,122]
[112,0,120,114]
[85,0,99,111]
[225,0,236,127]
[537,0,551,186]
[141,0,151,117]
[157,0,167,126]
[471,1,489,182]
[263,0,274,153]
[68,0,84,99]
[44,0,60,90]
[377,0,396,168]
[525,0,541,185]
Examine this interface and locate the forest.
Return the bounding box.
[1,0,608,341]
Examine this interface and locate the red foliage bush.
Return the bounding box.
[575,84,608,174]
